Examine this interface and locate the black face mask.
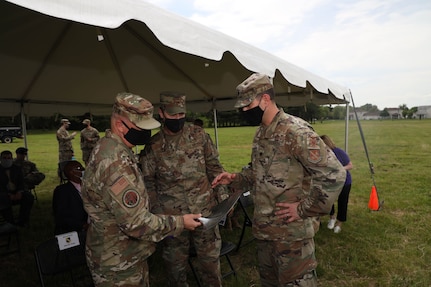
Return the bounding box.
[69,167,85,184]
[164,117,186,133]
[241,105,265,126]
[0,158,13,169]
[122,121,152,145]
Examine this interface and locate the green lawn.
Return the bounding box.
[1,119,430,286]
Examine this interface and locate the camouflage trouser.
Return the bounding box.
[256,238,318,287]
[82,148,92,165]
[88,257,149,287]
[59,149,73,162]
[162,226,222,287]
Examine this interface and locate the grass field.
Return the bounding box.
[0,119,430,286]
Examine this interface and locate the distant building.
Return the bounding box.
[362,111,381,120]
[349,110,381,120]
[350,105,431,120]
[349,110,367,120]
[414,105,431,119]
[385,108,403,119]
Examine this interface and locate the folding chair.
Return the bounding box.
[189,240,237,287]
[34,231,93,287]
[0,204,20,257]
[236,191,255,251]
[0,221,20,256]
[58,161,72,184]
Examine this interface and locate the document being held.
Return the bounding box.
[198,189,243,230]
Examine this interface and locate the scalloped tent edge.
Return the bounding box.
[1,0,350,117]
[1,0,351,150]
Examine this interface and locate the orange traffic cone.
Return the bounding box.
[368,185,380,211]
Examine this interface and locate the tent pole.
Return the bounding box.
[212,107,219,150]
[350,90,382,209]
[345,98,350,153]
[350,90,375,183]
[20,101,29,158]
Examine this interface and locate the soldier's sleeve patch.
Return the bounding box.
[307,134,322,163]
[122,189,140,208]
[111,176,128,195]
[308,149,322,163]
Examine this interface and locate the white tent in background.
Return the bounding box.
[1,0,350,114]
[1,0,350,147]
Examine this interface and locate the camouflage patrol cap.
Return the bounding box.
[235,73,273,108]
[82,119,91,125]
[113,92,161,130]
[61,118,71,124]
[160,91,186,115]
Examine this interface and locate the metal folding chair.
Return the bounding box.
[188,240,237,287]
[236,191,255,251]
[34,231,93,287]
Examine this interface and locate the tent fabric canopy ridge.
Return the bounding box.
[1,0,349,118]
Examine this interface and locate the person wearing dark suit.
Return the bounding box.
[52,160,88,235]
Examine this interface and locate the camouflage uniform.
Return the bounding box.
[57,120,75,162]
[81,93,185,287]
[13,159,45,191]
[141,92,226,287]
[80,120,100,165]
[0,150,34,226]
[230,73,346,287]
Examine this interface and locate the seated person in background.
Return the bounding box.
[13,147,46,192]
[0,150,34,227]
[193,118,204,127]
[52,160,88,235]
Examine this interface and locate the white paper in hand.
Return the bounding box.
[198,189,243,230]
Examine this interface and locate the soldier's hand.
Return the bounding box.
[183,214,202,230]
[274,202,300,223]
[71,131,77,137]
[211,172,236,188]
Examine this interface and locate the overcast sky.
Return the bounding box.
[147,0,431,110]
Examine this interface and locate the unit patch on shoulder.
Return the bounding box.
[122,189,140,208]
[307,134,322,163]
[308,149,321,163]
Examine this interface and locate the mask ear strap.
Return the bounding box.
[121,120,131,130]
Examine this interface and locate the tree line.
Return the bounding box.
[0,103,419,130]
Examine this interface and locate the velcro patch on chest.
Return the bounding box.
[111,176,129,195]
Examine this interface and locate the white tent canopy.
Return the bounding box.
[1,0,349,118]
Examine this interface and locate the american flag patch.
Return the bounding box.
[111,176,128,195]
